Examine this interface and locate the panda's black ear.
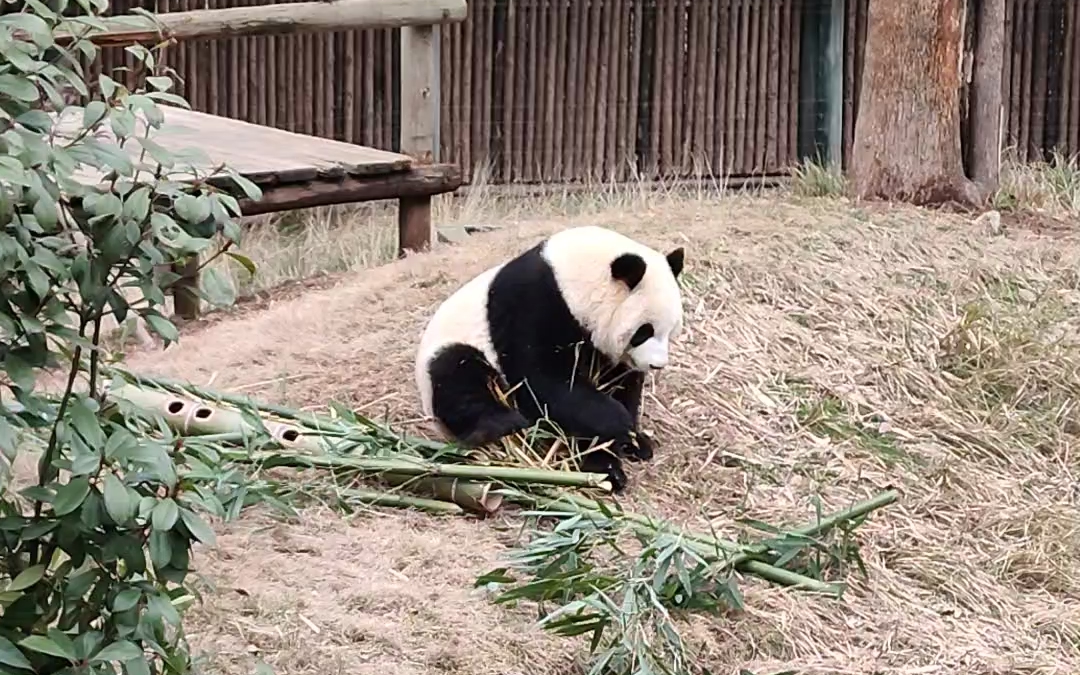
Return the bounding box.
[666,247,685,278]
[610,253,647,290]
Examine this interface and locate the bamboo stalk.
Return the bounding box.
[752,491,898,545]
[513,490,825,591]
[178,437,501,514]
[107,382,333,454]
[103,372,894,596]
[242,451,613,491]
[547,489,897,561]
[341,487,464,515]
[108,372,450,455]
[379,472,504,514]
[104,378,610,493]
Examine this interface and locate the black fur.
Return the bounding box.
[426,240,680,492]
[428,343,530,446]
[610,253,647,290]
[666,247,685,277]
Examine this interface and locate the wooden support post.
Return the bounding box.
[399,196,433,255]
[398,22,441,256]
[171,256,201,321]
[400,25,440,163]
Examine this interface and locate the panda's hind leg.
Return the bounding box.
[428,344,530,447]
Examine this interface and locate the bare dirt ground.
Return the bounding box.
[119,194,1080,675]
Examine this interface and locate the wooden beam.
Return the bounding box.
[234,164,462,216]
[398,24,441,251]
[59,0,467,46]
[399,25,441,163]
[170,165,459,319]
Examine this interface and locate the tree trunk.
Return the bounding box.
[851,0,979,206]
[969,0,1006,198]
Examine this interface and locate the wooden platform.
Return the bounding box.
[53,105,462,319]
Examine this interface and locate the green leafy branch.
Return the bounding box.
[0,3,272,674]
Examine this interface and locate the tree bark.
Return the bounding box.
[969,0,1006,199]
[851,0,979,206]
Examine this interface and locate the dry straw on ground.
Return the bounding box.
[117,190,1080,675]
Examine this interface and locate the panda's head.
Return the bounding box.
[607,246,685,371]
[542,226,686,373]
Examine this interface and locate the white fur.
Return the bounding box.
[541,226,683,372]
[415,263,505,418]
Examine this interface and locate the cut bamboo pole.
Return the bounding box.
[107,382,328,453]
[379,472,505,514]
[343,488,464,515]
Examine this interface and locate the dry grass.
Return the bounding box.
[995,149,1080,215]
[112,186,1080,675]
[181,170,754,309]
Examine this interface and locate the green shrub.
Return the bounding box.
[0,4,260,674]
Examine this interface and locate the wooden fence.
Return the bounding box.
[1001,0,1079,163]
[94,0,1080,185]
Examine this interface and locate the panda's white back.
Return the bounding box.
[414,262,506,417]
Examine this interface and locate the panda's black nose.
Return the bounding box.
[650,364,664,370]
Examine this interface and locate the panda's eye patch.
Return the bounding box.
[629,324,654,348]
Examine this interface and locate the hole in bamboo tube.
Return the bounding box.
[167,401,185,414]
[194,407,212,420]
[281,429,300,443]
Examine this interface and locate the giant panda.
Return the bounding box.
[414,225,685,492]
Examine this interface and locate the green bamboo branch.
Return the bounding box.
[234,450,613,491]
[513,488,897,595]
[339,488,464,515]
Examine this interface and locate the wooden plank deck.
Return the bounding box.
[52,105,462,319]
[55,106,416,185]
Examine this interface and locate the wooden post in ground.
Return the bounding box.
[172,256,201,321]
[398,22,441,256]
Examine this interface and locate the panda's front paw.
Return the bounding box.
[581,449,628,493]
[621,431,654,463]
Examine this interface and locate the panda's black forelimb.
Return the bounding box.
[603,368,654,463]
[427,343,531,447]
[516,371,635,443]
[510,371,642,493]
[579,447,628,493]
